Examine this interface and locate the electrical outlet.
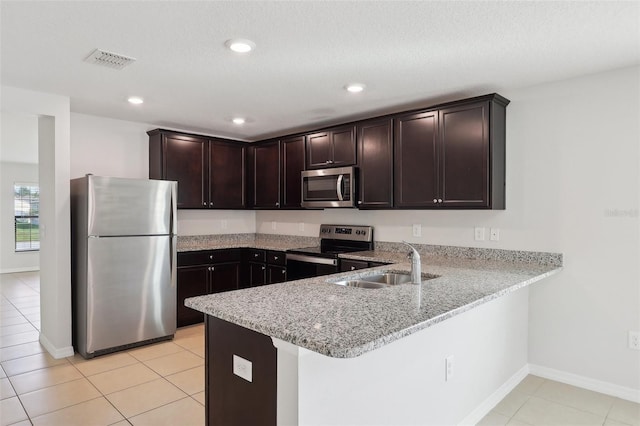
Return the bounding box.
[474,227,485,241]
[412,224,421,237]
[445,355,454,381]
[221,219,228,229]
[298,222,305,232]
[629,331,640,350]
[233,355,253,382]
[271,221,277,230]
[490,228,500,241]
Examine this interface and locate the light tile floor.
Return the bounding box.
[1,272,638,426]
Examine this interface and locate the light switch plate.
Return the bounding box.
[233,355,253,382]
[412,224,421,237]
[490,228,500,241]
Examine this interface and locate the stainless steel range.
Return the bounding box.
[286,224,373,280]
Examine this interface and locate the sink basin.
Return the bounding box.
[332,280,388,289]
[359,272,413,285]
[329,271,438,289]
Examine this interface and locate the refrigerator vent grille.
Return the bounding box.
[85,49,136,70]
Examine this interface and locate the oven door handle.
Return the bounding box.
[336,174,344,201]
[286,253,338,266]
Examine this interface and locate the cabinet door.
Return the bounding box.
[267,265,287,284]
[331,125,357,167]
[306,132,331,169]
[210,262,240,294]
[164,135,207,208]
[440,101,489,207]
[340,259,369,272]
[210,140,246,208]
[394,111,440,208]
[281,136,305,208]
[249,262,267,287]
[253,141,281,208]
[357,119,393,208]
[176,266,208,327]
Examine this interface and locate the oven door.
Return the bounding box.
[286,253,338,280]
[301,167,355,208]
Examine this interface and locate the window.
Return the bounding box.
[14,184,39,251]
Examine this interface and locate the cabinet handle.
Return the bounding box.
[281,270,286,274]
[325,160,331,164]
[438,199,443,203]
[274,256,278,260]
[203,202,206,206]
[275,202,280,207]
[433,199,438,203]
[209,202,213,206]
[209,255,213,260]
[358,201,362,205]
[261,266,266,271]
[254,253,259,258]
[350,266,356,270]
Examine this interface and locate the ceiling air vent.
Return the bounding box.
[85,49,136,70]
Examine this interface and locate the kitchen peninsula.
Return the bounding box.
[185,237,562,426]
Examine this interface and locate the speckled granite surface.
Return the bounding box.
[177,233,319,252]
[372,241,563,266]
[186,250,562,358]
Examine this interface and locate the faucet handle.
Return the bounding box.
[401,241,420,258]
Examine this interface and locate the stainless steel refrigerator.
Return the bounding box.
[71,175,177,358]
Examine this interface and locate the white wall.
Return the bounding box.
[0,162,39,272]
[1,86,73,358]
[258,66,640,392]
[70,113,256,235]
[0,111,40,272]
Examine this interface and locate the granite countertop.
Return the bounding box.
[177,233,319,252]
[185,248,562,358]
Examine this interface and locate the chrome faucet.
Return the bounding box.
[401,241,421,284]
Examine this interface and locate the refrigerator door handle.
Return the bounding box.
[170,236,177,289]
[170,182,178,236]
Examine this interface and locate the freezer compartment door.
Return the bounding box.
[85,235,176,354]
[87,176,175,236]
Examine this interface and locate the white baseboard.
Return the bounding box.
[39,333,74,359]
[529,364,640,403]
[0,267,40,274]
[459,364,530,426]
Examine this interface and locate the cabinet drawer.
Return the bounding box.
[247,249,266,262]
[266,250,286,266]
[178,249,241,266]
[340,259,369,272]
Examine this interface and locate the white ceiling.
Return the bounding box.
[1,1,638,142]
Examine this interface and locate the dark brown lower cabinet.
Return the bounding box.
[248,262,267,287]
[206,316,277,426]
[176,266,208,327]
[177,250,241,328]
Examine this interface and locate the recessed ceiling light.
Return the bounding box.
[345,83,366,93]
[232,117,246,125]
[127,96,144,104]
[225,39,256,53]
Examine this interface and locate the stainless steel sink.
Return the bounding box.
[332,280,388,289]
[359,272,413,285]
[330,271,437,289]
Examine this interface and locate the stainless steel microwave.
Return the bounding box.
[301,166,356,208]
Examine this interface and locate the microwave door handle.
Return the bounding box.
[336,174,344,201]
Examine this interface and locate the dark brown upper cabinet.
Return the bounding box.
[280,136,305,208]
[148,129,246,209]
[209,140,246,209]
[357,118,394,209]
[394,110,439,208]
[306,125,356,169]
[252,140,281,209]
[149,131,207,208]
[394,94,508,209]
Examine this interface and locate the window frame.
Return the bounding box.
[14,183,40,252]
